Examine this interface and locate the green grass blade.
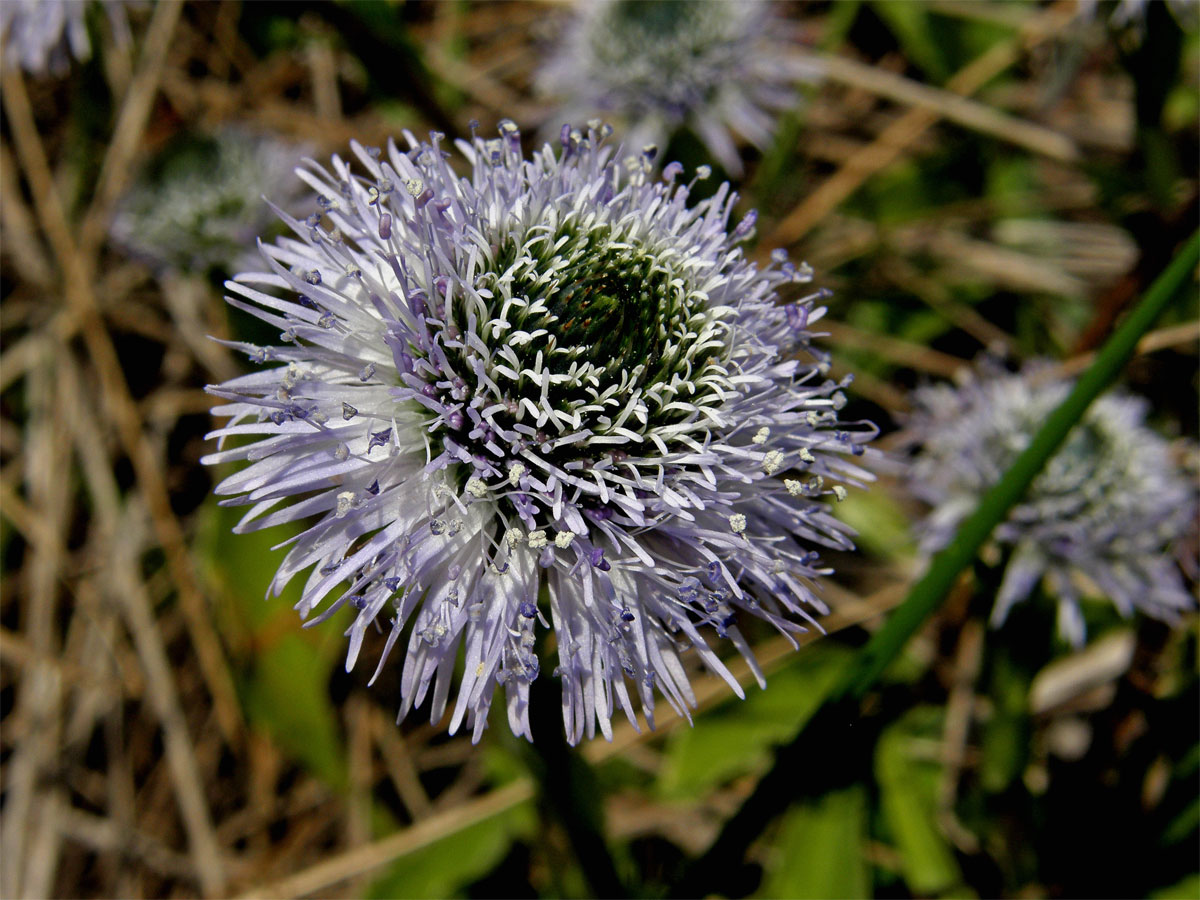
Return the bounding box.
[842,228,1198,699]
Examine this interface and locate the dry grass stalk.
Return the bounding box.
[765,0,1080,248]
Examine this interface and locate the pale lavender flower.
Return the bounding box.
[1077,0,1198,35]
[909,364,1195,647]
[535,0,819,176]
[110,128,309,277]
[0,0,129,76]
[203,123,874,743]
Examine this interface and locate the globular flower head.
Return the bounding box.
[909,363,1196,646]
[536,0,818,175]
[1,0,129,76]
[203,122,874,743]
[110,127,309,277]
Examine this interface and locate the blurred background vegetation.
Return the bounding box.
[1,1,1196,897]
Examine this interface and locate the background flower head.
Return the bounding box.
[1077,0,1199,38]
[110,127,309,278]
[1,0,130,76]
[909,363,1195,646]
[204,123,874,744]
[535,0,819,175]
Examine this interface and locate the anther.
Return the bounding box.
[763,450,785,476]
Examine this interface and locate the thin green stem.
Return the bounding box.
[525,650,629,899]
[841,228,1197,701]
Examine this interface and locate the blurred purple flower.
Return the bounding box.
[536,0,820,175]
[1077,0,1199,36]
[0,0,129,76]
[203,122,874,743]
[909,363,1195,646]
[110,127,309,277]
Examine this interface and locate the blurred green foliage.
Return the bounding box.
[758,785,871,899]
[197,501,349,788]
[658,645,853,801]
[875,706,963,896]
[366,803,537,899]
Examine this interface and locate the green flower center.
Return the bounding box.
[423,220,733,497]
[532,254,668,377]
[609,0,695,36]
[486,224,706,389]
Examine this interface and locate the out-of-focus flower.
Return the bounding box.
[0,0,129,76]
[909,363,1195,646]
[202,122,874,743]
[535,0,818,176]
[110,128,308,277]
[1077,0,1199,38]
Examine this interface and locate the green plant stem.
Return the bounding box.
[525,658,629,899]
[671,230,1198,898]
[842,229,1197,700]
